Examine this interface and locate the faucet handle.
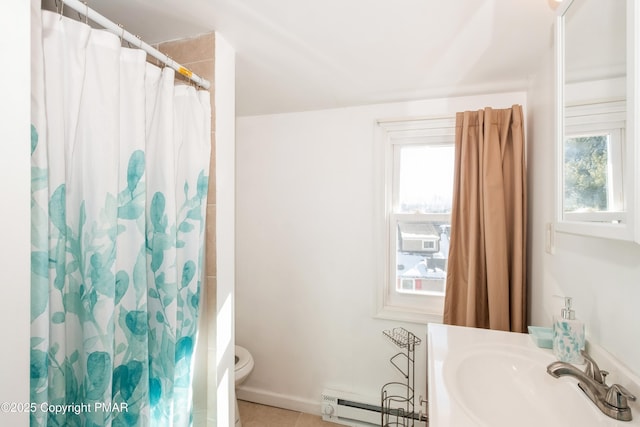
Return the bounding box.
[605,384,637,409]
[581,350,606,384]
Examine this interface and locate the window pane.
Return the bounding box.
[563,135,612,212]
[396,220,450,295]
[398,145,454,213]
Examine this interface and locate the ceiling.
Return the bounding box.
[51,0,557,116]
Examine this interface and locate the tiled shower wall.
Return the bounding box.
[156,33,216,427]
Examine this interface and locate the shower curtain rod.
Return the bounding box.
[59,0,211,90]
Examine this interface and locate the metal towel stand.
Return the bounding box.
[381,327,428,426]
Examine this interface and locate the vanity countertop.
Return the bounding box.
[427,323,640,427]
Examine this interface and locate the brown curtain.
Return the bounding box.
[443,105,527,332]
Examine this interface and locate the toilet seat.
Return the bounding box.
[233,345,254,427]
[235,345,252,370]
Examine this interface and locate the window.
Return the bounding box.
[375,117,456,323]
[563,101,626,224]
[422,240,435,250]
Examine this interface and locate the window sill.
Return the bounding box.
[555,220,634,242]
[374,303,443,325]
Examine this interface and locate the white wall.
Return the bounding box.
[0,1,30,425]
[213,34,236,427]
[235,92,527,412]
[527,38,640,376]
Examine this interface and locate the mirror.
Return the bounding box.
[556,0,638,242]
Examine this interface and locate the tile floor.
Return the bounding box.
[237,400,342,427]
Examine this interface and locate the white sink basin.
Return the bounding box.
[445,343,597,426]
[428,324,640,427]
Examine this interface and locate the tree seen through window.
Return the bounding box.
[563,135,609,212]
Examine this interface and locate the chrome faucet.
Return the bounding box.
[547,351,636,421]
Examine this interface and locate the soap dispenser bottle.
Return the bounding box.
[553,297,585,363]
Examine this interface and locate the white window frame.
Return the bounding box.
[374,116,456,324]
[559,101,627,226]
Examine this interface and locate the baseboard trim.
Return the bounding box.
[236,385,320,415]
[192,409,208,427]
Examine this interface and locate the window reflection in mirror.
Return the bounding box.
[563,101,625,224]
[558,0,634,240]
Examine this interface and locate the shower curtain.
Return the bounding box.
[30,7,210,427]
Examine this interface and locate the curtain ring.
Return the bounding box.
[118,24,125,44]
[84,2,89,24]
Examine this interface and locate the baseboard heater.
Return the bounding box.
[321,389,426,427]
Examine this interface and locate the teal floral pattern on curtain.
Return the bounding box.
[30,9,211,427]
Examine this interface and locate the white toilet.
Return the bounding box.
[234,345,254,426]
